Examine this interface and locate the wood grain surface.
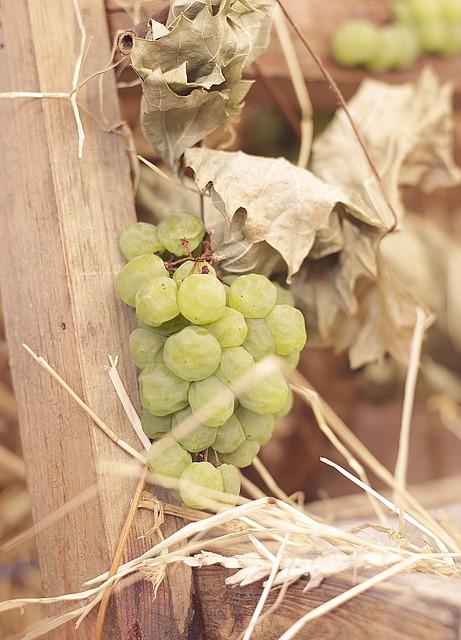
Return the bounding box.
[0,1,199,638]
[195,567,461,640]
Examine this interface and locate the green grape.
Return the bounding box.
[366,26,401,72]
[228,274,277,318]
[274,386,294,419]
[141,409,171,439]
[204,307,248,348]
[179,461,224,509]
[216,346,254,386]
[240,363,288,415]
[393,24,422,69]
[331,20,378,67]
[218,464,241,504]
[171,407,217,453]
[189,375,234,427]
[163,326,221,381]
[157,212,205,257]
[408,0,441,21]
[224,283,231,304]
[135,277,179,327]
[148,436,191,478]
[442,0,461,20]
[115,254,168,307]
[129,328,165,370]
[442,21,461,54]
[265,305,307,356]
[213,414,246,453]
[278,351,300,373]
[418,19,448,52]
[236,406,275,445]
[178,274,226,324]
[147,314,189,337]
[173,260,216,285]
[139,363,189,416]
[119,222,163,261]
[243,318,275,361]
[220,440,260,468]
[274,283,295,306]
[394,2,413,22]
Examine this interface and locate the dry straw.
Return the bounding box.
[1,322,460,639]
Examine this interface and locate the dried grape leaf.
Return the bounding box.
[184,147,384,279]
[313,68,461,225]
[131,0,275,165]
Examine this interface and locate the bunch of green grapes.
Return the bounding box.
[331,0,461,73]
[115,213,307,510]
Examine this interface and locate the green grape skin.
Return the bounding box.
[394,1,413,22]
[243,318,276,361]
[204,307,248,348]
[171,407,217,453]
[129,328,165,370]
[115,254,168,307]
[189,375,235,427]
[393,25,422,69]
[274,386,294,420]
[178,274,226,324]
[218,464,241,504]
[135,277,179,327]
[236,406,275,445]
[265,305,307,356]
[157,212,205,257]
[179,461,224,509]
[278,351,300,373]
[366,26,401,72]
[148,436,191,479]
[119,222,163,261]
[173,260,216,285]
[418,19,448,53]
[228,274,277,319]
[146,314,189,337]
[139,363,189,416]
[274,283,295,306]
[331,20,378,67]
[213,414,246,453]
[240,363,289,415]
[220,440,260,468]
[141,409,171,439]
[442,21,461,54]
[442,0,461,20]
[163,326,221,381]
[216,346,254,387]
[407,0,441,21]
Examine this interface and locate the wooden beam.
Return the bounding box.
[0,1,199,638]
[195,566,460,639]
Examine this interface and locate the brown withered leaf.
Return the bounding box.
[312,68,461,224]
[184,147,384,279]
[293,244,419,369]
[381,213,461,353]
[131,0,275,165]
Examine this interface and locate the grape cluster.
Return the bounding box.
[115,214,307,510]
[331,0,461,72]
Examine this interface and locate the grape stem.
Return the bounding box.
[164,232,219,273]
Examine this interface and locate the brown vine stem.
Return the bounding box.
[93,464,149,640]
[276,0,399,232]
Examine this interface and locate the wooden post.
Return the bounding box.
[0,1,199,638]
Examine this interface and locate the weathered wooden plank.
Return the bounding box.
[0,1,199,638]
[194,567,460,639]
